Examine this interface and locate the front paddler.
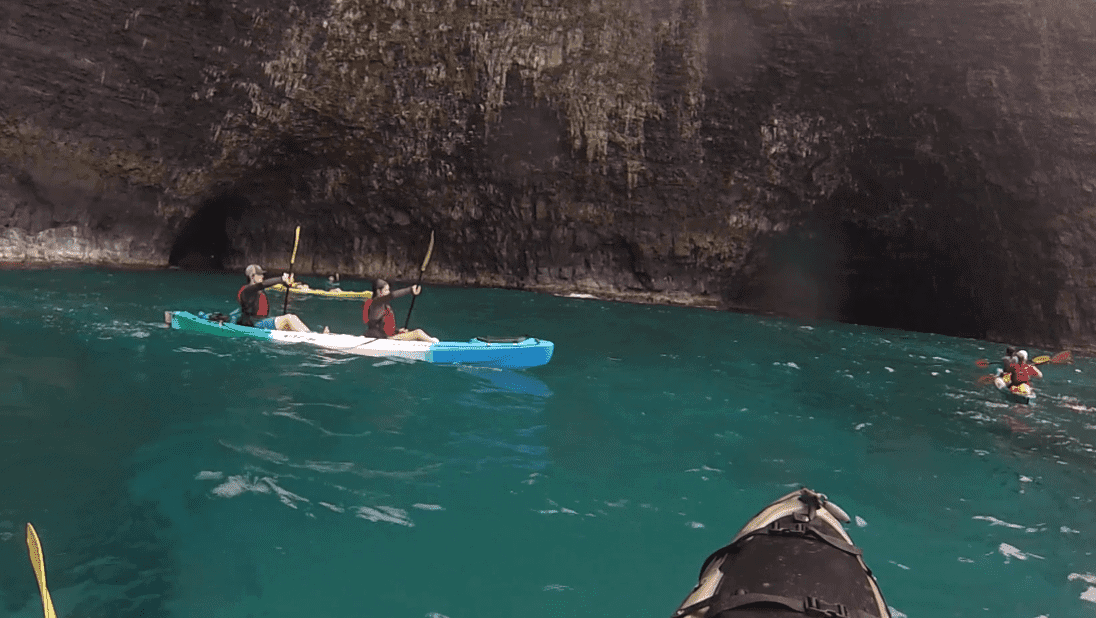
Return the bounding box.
[362,278,438,343]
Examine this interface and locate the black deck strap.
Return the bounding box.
[735,520,863,557]
[677,591,878,618]
[694,518,862,583]
[474,336,529,343]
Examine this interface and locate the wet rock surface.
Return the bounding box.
[2,0,1095,350]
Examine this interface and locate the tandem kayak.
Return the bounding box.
[672,487,891,618]
[164,311,554,369]
[268,283,372,299]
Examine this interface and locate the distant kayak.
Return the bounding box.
[164,311,554,370]
[268,283,372,299]
[672,487,891,618]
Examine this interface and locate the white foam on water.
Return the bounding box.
[973,515,1033,531]
[1069,572,1096,585]
[354,505,413,526]
[998,543,1044,562]
[413,503,444,511]
[211,475,268,498]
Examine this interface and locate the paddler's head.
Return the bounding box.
[245,264,265,283]
[1017,350,1028,363]
[372,279,389,296]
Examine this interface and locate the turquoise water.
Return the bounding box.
[0,267,1094,618]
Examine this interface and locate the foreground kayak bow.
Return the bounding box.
[672,488,890,618]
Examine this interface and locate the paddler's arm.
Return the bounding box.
[390,285,418,299]
[258,274,291,290]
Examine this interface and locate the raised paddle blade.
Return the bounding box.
[420,230,435,272]
[283,225,302,315]
[289,225,301,265]
[25,524,57,618]
[975,359,989,368]
[1034,351,1072,365]
[403,230,435,331]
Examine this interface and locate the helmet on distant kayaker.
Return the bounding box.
[372,279,389,295]
[245,264,265,277]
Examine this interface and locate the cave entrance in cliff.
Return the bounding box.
[168,194,248,271]
[837,223,988,340]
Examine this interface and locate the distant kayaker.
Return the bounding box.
[362,278,438,343]
[994,354,1018,390]
[1011,350,1043,387]
[237,264,324,333]
[326,273,342,292]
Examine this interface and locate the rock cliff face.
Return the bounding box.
[2,0,1096,349]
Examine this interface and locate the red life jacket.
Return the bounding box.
[362,299,396,336]
[238,285,269,317]
[1013,363,1039,384]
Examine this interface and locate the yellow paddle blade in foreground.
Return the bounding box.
[25,523,58,618]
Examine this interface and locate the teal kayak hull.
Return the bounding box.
[165,311,554,370]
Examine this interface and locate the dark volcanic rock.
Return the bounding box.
[2,0,1096,350]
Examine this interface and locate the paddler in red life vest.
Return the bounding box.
[1011,349,1043,387]
[362,278,439,343]
[237,264,323,332]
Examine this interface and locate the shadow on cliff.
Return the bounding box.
[168,194,249,272]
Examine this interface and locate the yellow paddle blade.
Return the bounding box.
[420,230,435,272]
[289,225,301,265]
[1034,351,1072,365]
[25,523,57,618]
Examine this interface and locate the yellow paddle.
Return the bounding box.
[977,351,1071,384]
[25,523,57,618]
[403,230,435,330]
[977,350,1071,368]
[282,225,301,315]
